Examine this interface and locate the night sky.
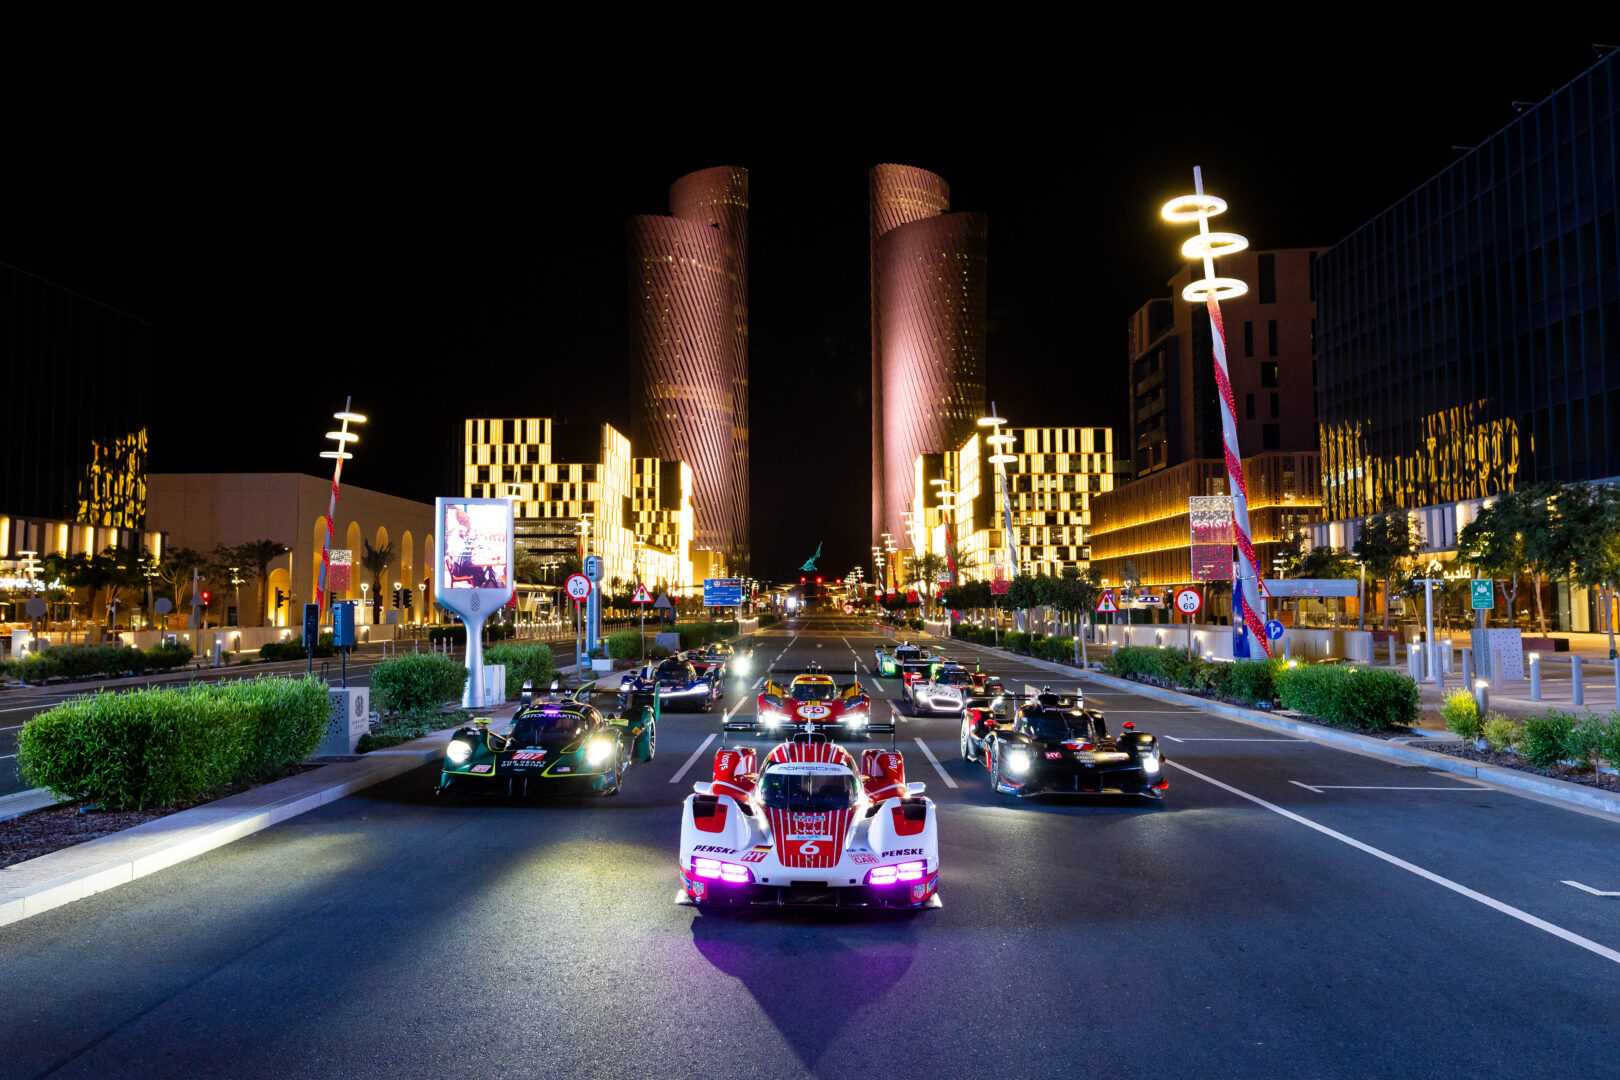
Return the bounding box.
[6,33,1609,581]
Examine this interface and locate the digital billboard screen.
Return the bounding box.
[441,502,510,590]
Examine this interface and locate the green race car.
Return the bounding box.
[436,683,657,797]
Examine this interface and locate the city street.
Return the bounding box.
[0,614,1615,1079]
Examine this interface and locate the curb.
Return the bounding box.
[0,788,67,824]
[943,639,1620,819]
[0,726,459,929]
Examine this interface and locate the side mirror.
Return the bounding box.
[692,781,715,796]
[905,781,926,796]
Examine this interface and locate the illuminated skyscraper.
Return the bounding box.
[629,166,750,572]
[870,165,987,545]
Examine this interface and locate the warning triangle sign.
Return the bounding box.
[632,583,653,604]
[1096,589,1118,613]
[1256,577,1272,600]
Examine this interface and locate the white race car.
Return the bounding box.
[906,663,975,715]
[677,731,941,908]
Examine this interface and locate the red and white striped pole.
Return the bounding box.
[1163,170,1270,658]
[316,397,365,616]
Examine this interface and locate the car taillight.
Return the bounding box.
[866,859,927,886]
[692,857,753,884]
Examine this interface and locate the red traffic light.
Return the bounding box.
[200,590,211,605]
[815,576,822,584]
[800,576,806,583]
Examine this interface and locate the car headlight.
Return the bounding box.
[990,695,1005,709]
[1140,749,1161,776]
[446,739,473,764]
[1005,749,1031,774]
[585,738,614,765]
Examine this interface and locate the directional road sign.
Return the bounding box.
[704,578,744,606]
[632,583,652,604]
[1174,587,1202,615]
[1265,619,1285,641]
[1471,579,1494,610]
[564,574,592,600]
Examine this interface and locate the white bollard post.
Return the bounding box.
[1461,647,1473,688]
[1473,678,1490,714]
[1572,655,1584,707]
[1528,653,1541,701]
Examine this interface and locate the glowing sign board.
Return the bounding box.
[1189,496,1234,582]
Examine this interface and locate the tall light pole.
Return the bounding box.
[316,398,365,617]
[229,566,244,628]
[979,408,1024,631]
[1163,172,1268,658]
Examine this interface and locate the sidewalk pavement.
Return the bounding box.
[0,700,521,928]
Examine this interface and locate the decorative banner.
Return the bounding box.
[328,549,352,592]
[1189,496,1235,582]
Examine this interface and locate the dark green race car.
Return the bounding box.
[436,683,658,797]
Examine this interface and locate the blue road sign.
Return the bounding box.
[1265,619,1285,641]
[704,578,744,606]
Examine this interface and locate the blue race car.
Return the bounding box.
[619,656,724,712]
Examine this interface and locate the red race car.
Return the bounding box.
[727,666,891,740]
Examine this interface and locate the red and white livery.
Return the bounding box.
[677,730,941,908]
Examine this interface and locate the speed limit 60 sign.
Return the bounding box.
[1174,587,1203,615]
[564,574,592,600]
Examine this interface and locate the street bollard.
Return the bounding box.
[1528,652,1541,701]
[1613,660,1620,709]
[1442,640,1454,674]
[1474,678,1490,714]
[1461,647,1473,687]
[1389,637,1399,668]
[1284,637,1292,661]
[1572,655,1584,707]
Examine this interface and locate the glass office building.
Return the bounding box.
[1316,53,1618,542]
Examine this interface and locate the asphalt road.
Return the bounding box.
[0,638,578,797]
[1,614,1616,1079]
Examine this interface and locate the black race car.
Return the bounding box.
[438,682,657,797]
[619,656,724,711]
[960,686,1167,799]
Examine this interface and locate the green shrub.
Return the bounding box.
[605,629,644,660]
[2,643,195,682]
[1104,646,1169,680]
[1481,714,1519,752]
[1519,711,1577,767]
[1564,714,1614,772]
[674,621,739,649]
[1274,665,1418,731]
[757,612,781,628]
[356,712,455,753]
[17,675,330,809]
[370,653,468,717]
[1600,711,1620,768]
[484,642,555,692]
[1001,631,1032,654]
[1225,660,1278,706]
[1440,689,1482,739]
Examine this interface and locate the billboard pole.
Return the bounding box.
[1163,172,1270,659]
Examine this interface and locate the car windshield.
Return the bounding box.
[759,770,858,811]
[1028,712,1093,741]
[510,708,588,744]
[894,648,920,661]
[790,682,836,701]
[657,661,694,681]
[938,670,970,685]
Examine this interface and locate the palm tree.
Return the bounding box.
[159,548,210,622]
[361,539,394,623]
[223,539,290,626]
[910,552,948,613]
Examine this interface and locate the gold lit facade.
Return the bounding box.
[463,418,692,593]
[75,428,149,529]
[1089,451,1322,589]
[932,427,1113,580]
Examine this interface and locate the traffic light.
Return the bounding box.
[800,576,806,583]
[274,587,287,609]
[815,576,822,584]
[393,587,402,607]
[200,590,211,607]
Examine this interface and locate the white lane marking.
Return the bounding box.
[0,753,15,760]
[669,733,717,784]
[1563,881,1620,897]
[751,677,763,690]
[1169,737,1301,742]
[913,737,958,789]
[1286,781,1485,794]
[1160,734,1185,743]
[1169,760,1620,966]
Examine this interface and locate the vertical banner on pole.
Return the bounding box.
[434,497,515,708]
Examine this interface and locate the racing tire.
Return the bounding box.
[990,751,1007,795]
[637,722,657,762]
[960,719,975,763]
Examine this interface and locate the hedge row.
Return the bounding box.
[370,653,468,717]
[1103,646,1419,730]
[484,642,555,690]
[17,675,331,809]
[2,643,194,684]
[757,612,781,628]
[259,635,336,661]
[1442,693,1620,769]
